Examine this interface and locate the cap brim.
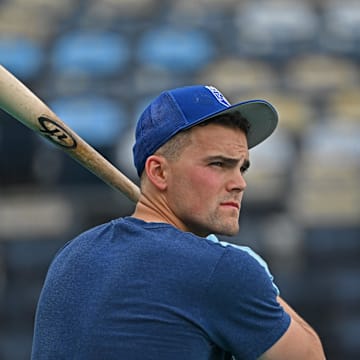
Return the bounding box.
[206,99,278,149]
[180,99,278,149]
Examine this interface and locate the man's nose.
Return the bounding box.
[226,170,247,192]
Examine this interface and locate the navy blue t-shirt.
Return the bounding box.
[32,217,290,360]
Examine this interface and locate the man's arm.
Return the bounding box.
[259,297,326,360]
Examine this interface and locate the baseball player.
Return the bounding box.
[31,85,326,359]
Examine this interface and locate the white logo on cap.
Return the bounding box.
[205,86,231,107]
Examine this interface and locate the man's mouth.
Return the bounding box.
[220,201,240,210]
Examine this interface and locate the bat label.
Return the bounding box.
[38,116,77,149]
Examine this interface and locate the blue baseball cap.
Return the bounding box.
[133,85,278,176]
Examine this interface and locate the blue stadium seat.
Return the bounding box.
[0,36,44,80]
[41,94,129,185]
[136,26,215,73]
[49,95,128,148]
[51,30,130,77]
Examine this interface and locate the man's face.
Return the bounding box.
[165,123,250,237]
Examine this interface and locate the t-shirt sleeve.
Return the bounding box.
[202,246,290,360]
[206,234,280,295]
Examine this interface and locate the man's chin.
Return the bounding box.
[213,225,239,237]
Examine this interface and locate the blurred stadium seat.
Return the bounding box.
[283,54,360,96]
[85,0,159,22]
[166,0,238,37]
[51,30,130,78]
[196,57,279,95]
[0,193,73,240]
[84,0,158,19]
[0,0,73,44]
[42,94,129,185]
[169,0,239,14]
[291,120,360,226]
[133,66,188,97]
[320,0,360,56]
[234,1,319,59]
[0,36,44,80]
[49,95,128,148]
[325,86,360,122]
[136,26,215,73]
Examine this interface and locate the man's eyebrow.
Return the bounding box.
[206,155,251,168]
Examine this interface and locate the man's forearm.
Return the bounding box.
[277,296,326,359]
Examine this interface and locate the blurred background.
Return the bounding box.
[0,0,360,358]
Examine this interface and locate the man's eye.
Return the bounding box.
[210,161,223,167]
[241,166,249,174]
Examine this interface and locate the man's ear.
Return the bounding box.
[144,155,168,191]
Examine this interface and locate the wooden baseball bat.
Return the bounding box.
[0,65,140,202]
